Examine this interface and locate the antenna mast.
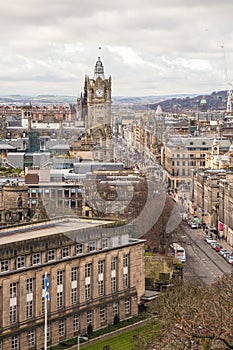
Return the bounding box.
[222,44,233,114]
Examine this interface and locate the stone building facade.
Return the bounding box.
[161,137,231,190]
[190,142,233,244]
[0,183,29,225]
[0,217,145,350]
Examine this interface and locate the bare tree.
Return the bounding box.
[133,274,233,350]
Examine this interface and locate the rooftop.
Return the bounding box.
[0,217,116,246]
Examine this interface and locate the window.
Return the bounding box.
[1,259,9,272]
[123,273,129,289]
[57,271,64,285]
[47,249,56,261]
[111,276,116,293]
[57,189,63,197]
[85,284,91,300]
[98,260,105,274]
[113,302,118,316]
[100,306,106,323]
[10,282,17,298]
[123,254,129,267]
[71,267,78,304]
[72,288,78,304]
[76,243,83,255]
[98,280,104,296]
[62,246,70,258]
[27,278,33,294]
[32,253,41,265]
[59,319,65,337]
[85,263,91,300]
[102,238,109,249]
[85,263,91,278]
[88,240,96,252]
[28,330,35,347]
[87,310,93,325]
[125,298,131,314]
[111,257,117,270]
[11,335,19,350]
[10,305,17,324]
[17,256,25,269]
[10,283,17,324]
[26,300,33,319]
[72,267,78,281]
[47,324,51,342]
[73,314,80,333]
[57,291,63,309]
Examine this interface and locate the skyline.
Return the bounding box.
[1,0,233,97]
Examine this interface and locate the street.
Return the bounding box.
[176,222,233,285]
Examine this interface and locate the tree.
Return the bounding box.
[134,274,233,349]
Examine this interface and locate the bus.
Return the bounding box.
[170,243,186,263]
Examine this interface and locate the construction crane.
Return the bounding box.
[221,44,233,114]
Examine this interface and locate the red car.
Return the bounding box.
[215,244,223,252]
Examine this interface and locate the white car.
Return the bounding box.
[205,237,214,243]
[190,222,198,229]
[210,241,218,248]
[226,255,233,264]
[219,248,228,256]
[223,252,231,260]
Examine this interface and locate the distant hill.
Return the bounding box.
[0,91,229,112]
[112,93,196,106]
[148,90,228,113]
[0,95,77,105]
[0,93,197,106]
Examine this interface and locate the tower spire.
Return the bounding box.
[93,56,105,80]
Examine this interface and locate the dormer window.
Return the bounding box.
[88,240,96,252]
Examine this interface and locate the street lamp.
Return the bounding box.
[77,335,88,350]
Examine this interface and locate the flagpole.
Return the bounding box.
[44,295,47,350]
[44,272,48,350]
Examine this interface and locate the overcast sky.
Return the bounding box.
[1,0,233,97]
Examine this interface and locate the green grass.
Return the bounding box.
[145,252,153,256]
[81,324,158,350]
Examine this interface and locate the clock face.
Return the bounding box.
[95,88,104,98]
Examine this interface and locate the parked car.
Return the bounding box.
[190,222,198,229]
[205,236,214,243]
[210,241,218,248]
[215,244,223,252]
[226,255,233,264]
[219,248,228,256]
[223,252,231,260]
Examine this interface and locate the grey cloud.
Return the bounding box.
[0,0,233,95]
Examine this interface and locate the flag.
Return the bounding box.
[44,274,50,301]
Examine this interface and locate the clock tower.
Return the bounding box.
[80,57,113,161]
[84,57,111,132]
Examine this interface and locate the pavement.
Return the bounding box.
[199,226,233,254]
